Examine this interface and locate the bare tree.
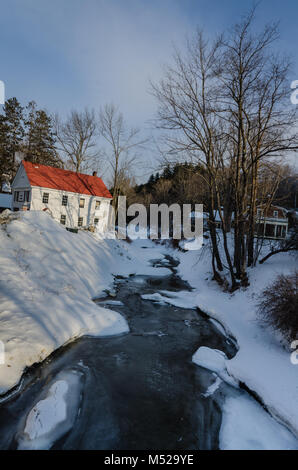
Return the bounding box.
[98,104,147,209]
[259,227,298,264]
[55,109,100,173]
[151,31,227,284]
[152,9,298,290]
[218,8,298,274]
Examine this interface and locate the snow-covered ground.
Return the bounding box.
[0,210,297,449]
[219,393,298,450]
[0,211,168,395]
[169,239,298,443]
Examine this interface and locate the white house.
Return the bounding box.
[11,160,113,230]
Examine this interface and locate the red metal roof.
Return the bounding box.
[22,160,112,199]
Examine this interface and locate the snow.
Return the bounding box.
[172,237,298,439]
[1,210,298,447]
[220,394,298,450]
[98,300,124,306]
[208,318,228,337]
[202,375,222,397]
[141,293,167,304]
[141,290,197,309]
[1,182,11,193]
[0,211,168,395]
[192,346,238,387]
[179,237,203,251]
[18,370,83,450]
[23,381,69,440]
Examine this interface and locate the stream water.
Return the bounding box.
[0,256,240,450]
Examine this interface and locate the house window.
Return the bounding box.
[42,192,49,204]
[62,195,68,206]
[14,191,19,202]
[79,198,85,208]
[95,200,101,209]
[257,208,263,217]
[60,215,66,225]
[276,225,282,238]
[273,210,278,218]
[78,217,83,227]
[24,191,30,202]
[94,218,99,225]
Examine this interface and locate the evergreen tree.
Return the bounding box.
[24,101,62,167]
[0,97,24,183]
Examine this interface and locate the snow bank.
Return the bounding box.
[220,394,298,450]
[175,241,298,438]
[192,346,238,387]
[0,212,167,395]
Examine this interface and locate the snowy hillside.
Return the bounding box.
[0,211,168,395]
[174,243,298,440]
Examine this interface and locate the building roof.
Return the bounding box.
[257,204,287,219]
[0,193,12,209]
[22,161,112,199]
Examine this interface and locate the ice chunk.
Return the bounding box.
[18,370,83,450]
[101,300,124,306]
[202,376,222,397]
[141,293,167,304]
[192,346,238,387]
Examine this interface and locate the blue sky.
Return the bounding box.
[1,0,298,172]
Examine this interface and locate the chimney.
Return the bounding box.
[92,171,97,177]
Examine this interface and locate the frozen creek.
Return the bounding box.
[0,255,296,450]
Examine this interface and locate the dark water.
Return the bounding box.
[0,256,236,450]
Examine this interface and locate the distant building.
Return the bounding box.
[207,210,234,230]
[255,205,288,239]
[202,205,288,240]
[1,181,11,193]
[213,209,224,229]
[11,161,113,230]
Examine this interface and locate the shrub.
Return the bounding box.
[257,271,298,342]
